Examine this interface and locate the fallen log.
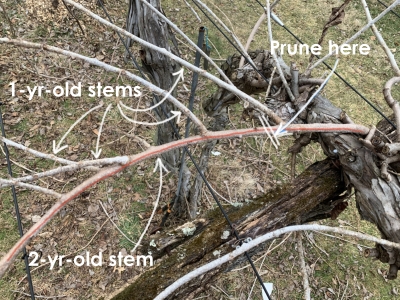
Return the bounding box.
[108,158,346,300]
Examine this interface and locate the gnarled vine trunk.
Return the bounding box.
[109,47,400,298]
[126,0,191,215]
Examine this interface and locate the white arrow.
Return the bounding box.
[91,104,112,159]
[131,158,168,254]
[120,68,184,113]
[118,103,181,125]
[273,122,291,139]
[276,58,340,137]
[53,103,103,154]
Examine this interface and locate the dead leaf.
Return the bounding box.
[29,124,40,131]
[113,266,125,275]
[88,204,99,213]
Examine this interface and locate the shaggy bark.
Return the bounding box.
[227,51,400,277]
[109,159,346,300]
[126,0,191,213]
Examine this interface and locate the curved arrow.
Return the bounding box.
[117,103,181,126]
[53,103,103,154]
[120,68,184,113]
[131,158,168,253]
[91,104,112,159]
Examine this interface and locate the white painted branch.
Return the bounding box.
[309,0,400,71]
[154,224,400,300]
[62,0,282,124]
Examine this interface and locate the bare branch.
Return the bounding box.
[291,63,299,98]
[98,200,137,246]
[240,13,266,68]
[361,0,400,76]
[1,137,99,171]
[183,0,201,23]
[297,233,311,300]
[0,179,62,198]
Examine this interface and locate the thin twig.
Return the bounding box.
[131,165,166,254]
[61,0,85,35]
[265,66,276,100]
[297,232,311,300]
[98,200,137,246]
[340,280,349,300]
[208,1,238,39]
[240,12,266,68]
[12,290,66,299]
[311,230,371,248]
[0,179,61,198]
[291,62,299,98]
[183,0,201,22]
[0,1,16,37]
[309,0,400,71]
[1,137,99,171]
